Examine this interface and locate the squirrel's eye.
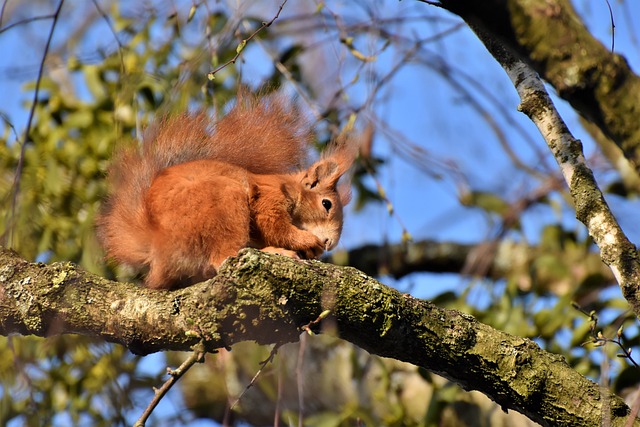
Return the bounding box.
[322,199,332,212]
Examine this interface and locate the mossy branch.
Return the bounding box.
[506,60,640,316]
[0,246,636,426]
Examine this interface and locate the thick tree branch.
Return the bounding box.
[0,246,636,426]
[434,0,640,172]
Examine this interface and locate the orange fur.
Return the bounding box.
[97,94,357,289]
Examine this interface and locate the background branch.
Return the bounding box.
[332,238,614,292]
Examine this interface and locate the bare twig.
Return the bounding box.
[461,175,565,279]
[5,0,64,248]
[416,48,549,177]
[0,0,7,27]
[604,0,615,52]
[0,13,56,34]
[0,112,19,141]
[207,0,288,80]
[250,35,326,126]
[575,305,639,369]
[300,309,331,335]
[295,309,334,426]
[134,344,206,427]
[296,332,306,427]
[90,0,125,73]
[228,345,280,411]
[416,0,444,7]
[274,361,284,427]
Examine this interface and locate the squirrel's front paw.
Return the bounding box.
[295,233,325,259]
[261,246,301,259]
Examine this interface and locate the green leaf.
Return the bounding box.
[236,39,247,54]
[459,190,509,216]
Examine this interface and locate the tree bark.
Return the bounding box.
[0,246,636,427]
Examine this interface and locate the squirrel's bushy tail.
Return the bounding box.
[210,92,312,173]
[97,93,312,268]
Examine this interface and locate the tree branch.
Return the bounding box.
[436,11,640,320]
[332,238,615,295]
[135,345,205,427]
[0,246,635,426]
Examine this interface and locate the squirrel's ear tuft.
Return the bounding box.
[303,159,340,189]
[338,182,352,205]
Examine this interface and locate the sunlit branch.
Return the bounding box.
[459,20,640,317]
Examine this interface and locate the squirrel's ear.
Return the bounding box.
[302,160,339,189]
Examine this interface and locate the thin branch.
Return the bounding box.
[207,0,289,80]
[0,112,19,141]
[134,344,205,427]
[574,304,640,369]
[0,13,56,34]
[229,345,280,411]
[91,0,125,73]
[626,388,640,427]
[604,0,615,52]
[416,0,445,8]
[296,332,306,427]
[431,0,640,174]
[418,48,551,175]
[0,0,7,27]
[355,39,422,114]
[6,0,64,247]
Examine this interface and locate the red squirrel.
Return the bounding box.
[97,94,357,290]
